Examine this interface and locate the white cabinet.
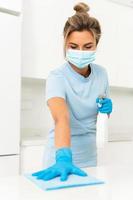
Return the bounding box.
[20,139,47,174]
[97,141,133,166]
[0,1,22,176]
[0,0,21,13]
[0,11,21,155]
[0,156,19,177]
[92,0,133,88]
[112,18,133,88]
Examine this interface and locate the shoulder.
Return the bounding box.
[47,63,66,79]
[45,63,67,89]
[92,63,108,78]
[45,64,66,102]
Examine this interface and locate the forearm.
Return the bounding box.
[55,118,71,149]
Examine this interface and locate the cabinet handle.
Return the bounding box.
[0,7,21,16]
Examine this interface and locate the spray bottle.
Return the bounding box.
[96,94,109,149]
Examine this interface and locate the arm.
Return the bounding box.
[47,97,71,148]
[32,72,87,181]
[32,96,87,181]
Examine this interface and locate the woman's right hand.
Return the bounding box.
[32,147,88,181]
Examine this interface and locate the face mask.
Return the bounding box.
[66,49,96,69]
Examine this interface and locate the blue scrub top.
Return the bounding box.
[43,61,109,168]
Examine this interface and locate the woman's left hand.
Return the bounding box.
[96,97,113,114]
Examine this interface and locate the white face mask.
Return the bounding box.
[66,49,96,69]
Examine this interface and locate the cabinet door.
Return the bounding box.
[0,155,19,176]
[113,16,133,88]
[92,0,133,87]
[20,145,46,173]
[0,12,21,155]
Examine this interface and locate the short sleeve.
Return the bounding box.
[45,71,66,104]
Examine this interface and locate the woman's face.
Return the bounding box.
[66,30,96,51]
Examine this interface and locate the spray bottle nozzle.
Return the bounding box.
[97,94,106,108]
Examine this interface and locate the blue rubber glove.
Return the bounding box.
[96,97,113,114]
[32,147,88,182]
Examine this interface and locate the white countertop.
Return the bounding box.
[0,165,133,200]
[1,141,133,199]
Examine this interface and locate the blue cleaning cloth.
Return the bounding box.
[24,172,105,191]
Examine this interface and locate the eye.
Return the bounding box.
[70,46,77,49]
[85,46,93,49]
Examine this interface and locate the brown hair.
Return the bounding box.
[63,2,101,56]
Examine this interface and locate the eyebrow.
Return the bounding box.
[69,42,94,45]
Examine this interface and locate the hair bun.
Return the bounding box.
[73,2,90,13]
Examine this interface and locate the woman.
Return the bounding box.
[32,2,112,181]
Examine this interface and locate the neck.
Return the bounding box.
[69,62,91,77]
